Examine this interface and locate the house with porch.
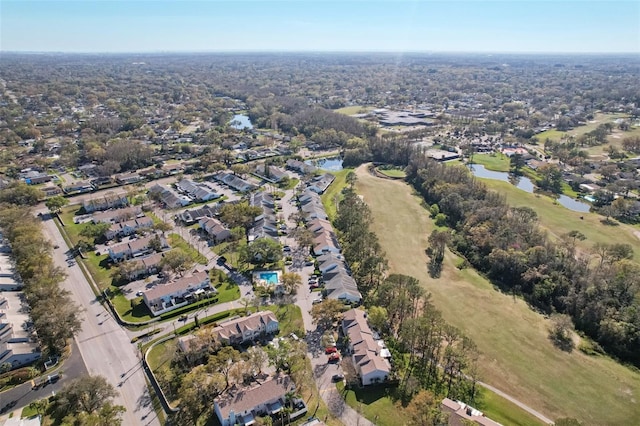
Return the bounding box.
[107,234,167,262]
[214,311,279,346]
[105,215,154,240]
[215,172,255,192]
[141,271,213,316]
[125,252,164,281]
[214,374,295,426]
[341,309,391,386]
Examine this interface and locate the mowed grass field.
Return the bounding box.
[354,165,640,424]
[481,179,640,262]
[334,105,375,115]
[536,112,635,156]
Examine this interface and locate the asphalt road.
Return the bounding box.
[38,210,161,426]
[0,339,88,420]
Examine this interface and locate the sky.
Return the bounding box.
[1,0,639,53]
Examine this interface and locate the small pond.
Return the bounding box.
[229,114,253,130]
[305,156,344,171]
[468,164,591,213]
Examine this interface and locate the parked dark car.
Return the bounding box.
[332,374,344,382]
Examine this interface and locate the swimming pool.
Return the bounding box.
[258,271,279,285]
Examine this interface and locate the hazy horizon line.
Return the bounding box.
[2,49,639,56]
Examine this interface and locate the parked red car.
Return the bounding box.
[325,346,337,354]
[328,353,340,363]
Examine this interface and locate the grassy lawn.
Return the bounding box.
[476,388,545,426]
[470,152,511,172]
[111,292,153,323]
[376,167,406,178]
[147,337,177,372]
[214,279,241,304]
[355,165,640,425]
[334,105,374,115]
[481,179,640,262]
[279,177,299,190]
[264,304,304,337]
[168,233,208,264]
[536,113,630,147]
[321,168,354,220]
[336,382,408,426]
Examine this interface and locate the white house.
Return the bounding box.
[214,311,279,346]
[341,309,391,386]
[108,234,167,262]
[105,215,153,240]
[142,271,213,316]
[214,374,294,426]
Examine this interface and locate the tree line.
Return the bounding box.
[0,191,82,357]
[333,178,480,421]
[392,147,640,365]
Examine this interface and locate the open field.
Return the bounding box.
[536,112,629,143]
[355,165,640,424]
[321,168,354,220]
[535,112,636,157]
[477,388,545,426]
[469,152,511,172]
[481,179,640,262]
[334,105,374,115]
[375,167,406,178]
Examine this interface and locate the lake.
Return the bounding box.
[229,114,253,130]
[468,164,591,213]
[305,157,343,171]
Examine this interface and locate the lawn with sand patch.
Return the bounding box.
[354,165,640,425]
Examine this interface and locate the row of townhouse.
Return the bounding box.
[0,299,41,371]
[199,217,232,243]
[82,192,129,213]
[176,204,221,225]
[178,311,279,353]
[123,251,164,281]
[299,191,328,222]
[253,163,288,183]
[298,188,362,304]
[91,206,142,224]
[62,180,94,194]
[317,253,361,303]
[285,159,318,175]
[248,191,279,242]
[107,234,168,263]
[176,178,221,202]
[341,309,391,386]
[214,374,295,426]
[148,184,191,209]
[104,215,154,240]
[307,173,335,194]
[214,172,256,193]
[141,271,214,317]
